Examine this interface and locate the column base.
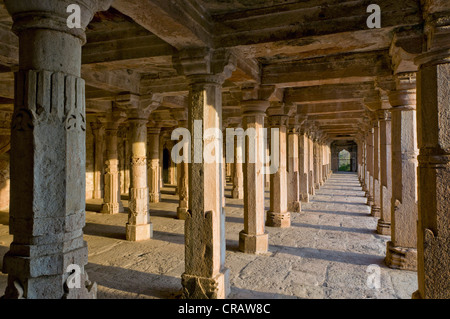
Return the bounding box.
[149,193,161,203]
[101,202,124,215]
[181,268,230,299]
[315,183,321,190]
[239,232,269,254]
[266,211,291,228]
[376,220,391,235]
[371,205,381,217]
[366,196,374,206]
[177,207,189,220]
[232,188,244,200]
[126,223,153,241]
[385,241,417,271]
[288,201,302,213]
[300,194,309,203]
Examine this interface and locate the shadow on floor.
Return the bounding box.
[301,209,368,218]
[153,231,184,245]
[291,222,377,235]
[86,263,182,299]
[226,216,244,224]
[84,223,126,240]
[310,200,368,206]
[159,198,179,205]
[151,209,177,219]
[229,286,300,299]
[271,244,385,267]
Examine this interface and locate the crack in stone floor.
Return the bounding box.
[0,172,417,299]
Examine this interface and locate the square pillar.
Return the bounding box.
[148,126,161,203]
[377,110,392,235]
[298,131,310,203]
[385,73,418,271]
[266,115,291,228]
[239,101,270,254]
[414,47,450,299]
[287,126,301,213]
[176,48,236,299]
[371,120,381,217]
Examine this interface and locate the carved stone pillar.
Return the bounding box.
[232,131,244,200]
[371,120,381,217]
[2,0,113,299]
[377,110,392,235]
[101,121,125,215]
[298,131,310,203]
[266,115,290,228]
[176,48,236,299]
[287,126,301,213]
[385,73,418,271]
[148,126,161,204]
[239,101,269,254]
[308,134,315,196]
[127,111,152,242]
[413,24,450,298]
[91,121,105,199]
[365,128,374,206]
[176,121,189,220]
[313,140,321,190]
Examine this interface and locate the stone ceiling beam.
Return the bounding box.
[112,0,213,49]
[262,51,391,86]
[213,0,421,50]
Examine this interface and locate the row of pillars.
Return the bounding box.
[357,69,450,299]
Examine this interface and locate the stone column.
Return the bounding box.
[91,121,105,199]
[365,128,374,206]
[127,113,152,242]
[2,0,113,299]
[148,126,161,203]
[176,121,189,220]
[385,73,418,271]
[371,120,381,217]
[313,140,321,189]
[266,115,290,228]
[308,134,315,196]
[239,101,269,254]
[119,125,130,195]
[377,110,392,235]
[361,138,368,191]
[287,126,301,213]
[298,130,309,202]
[232,132,244,199]
[414,43,450,298]
[101,114,126,215]
[176,48,235,299]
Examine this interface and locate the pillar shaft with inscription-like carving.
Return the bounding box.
[2,0,113,299]
[176,48,235,299]
[176,121,189,220]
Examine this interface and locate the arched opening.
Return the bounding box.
[162,148,170,184]
[338,149,351,172]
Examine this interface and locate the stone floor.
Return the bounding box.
[0,172,418,299]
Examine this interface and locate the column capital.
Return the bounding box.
[268,114,289,127]
[388,73,417,110]
[240,100,270,117]
[5,0,113,43]
[174,47,236,85]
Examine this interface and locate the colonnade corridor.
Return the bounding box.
[0,173,416,299]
